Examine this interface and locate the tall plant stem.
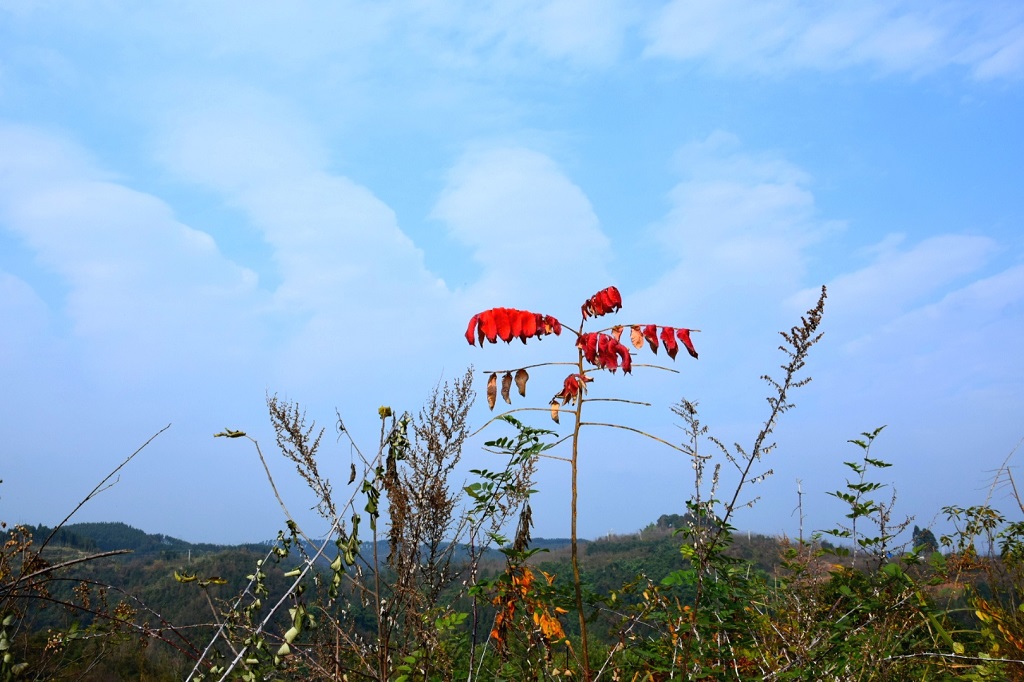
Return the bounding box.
[570,344,591,681]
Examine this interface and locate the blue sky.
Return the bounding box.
[1,1,1022,544]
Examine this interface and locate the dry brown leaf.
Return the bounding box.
[501,371,513,404]
[611,325,624,342]
[549,399,560,424]
[514,368,529,397]
[630,325,644,350]
[486,372,497,410]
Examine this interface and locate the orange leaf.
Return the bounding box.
[486,373,497,410]
[630,325,644,350]
[515,368,529,397]
[501,372,512,404]
[611,324,624,342]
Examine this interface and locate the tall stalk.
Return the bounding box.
[569,336,591,680]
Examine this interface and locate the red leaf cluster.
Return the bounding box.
[577,332,632,373]
[553,373,593,405]
[465,308,562,346]
[581,286,622,319]
[629,324,698,360]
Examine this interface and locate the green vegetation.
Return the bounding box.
[3,285,1024,680]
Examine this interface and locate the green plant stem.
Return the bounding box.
[570,342,591,681]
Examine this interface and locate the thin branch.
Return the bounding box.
[480,361,578,374]
[468,407,559,438]
[579,422,687,454]
[39,424,171,554]
[585,397,653,406]
[882,652,1024,666]
[13,549,133,587]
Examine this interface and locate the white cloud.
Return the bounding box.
[644,1,1024,80]
[0,270,50,359]
[0,123,265,380]
[782,236,1020,452]
[491,0,632,66]
[156,99,455,387]
[789,233,999,350]
[613,133,835,441]
[155,90,327,194]
[3,1,631,81]
[644,131,829,309]
[433,146,612,309]
[972,25,1024,80]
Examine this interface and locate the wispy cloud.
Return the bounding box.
[644,1,1024,80]
[641,131,833,317]
[790,233,998,345]
[786,230,1020,420]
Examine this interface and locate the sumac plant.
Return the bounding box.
[465,285,699,679]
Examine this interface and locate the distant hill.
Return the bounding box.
[16,519,782,573]
[17,521,265,558]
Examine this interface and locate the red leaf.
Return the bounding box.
[604,286,622,311]
[597,334,616,370]
[606,335,632,373]
[554,373,592,405]
[676,328,698,359]
[643,324,659,353]
[544,315,562,336]
[481,310,499,343]
[578,333,631,373]
[520,311,537,342]
[494,308,512,343]
[617,343,632,374]
[660,326,679,360]
[577,333,599,366]
[465,314,479,345]
[509,310,523,342]
[560,375,579,404]
[465,308,560,345]
[582,286,623,319]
